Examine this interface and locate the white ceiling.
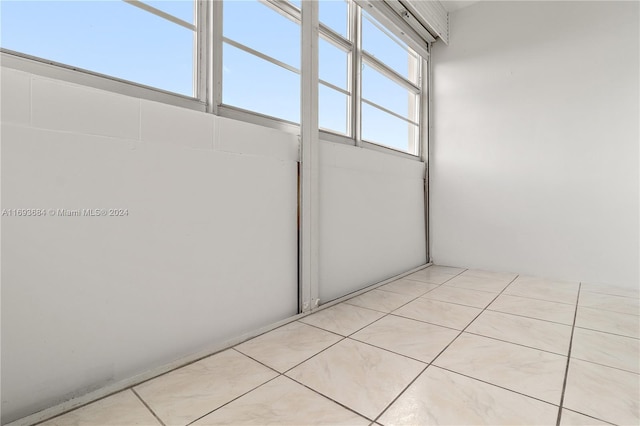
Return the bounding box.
[440,1,480,13]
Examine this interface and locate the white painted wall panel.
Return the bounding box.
[1,68,428,424]
[1,74,298,423]
[431,1,639,288]
[0,68,31,125]
[31,76,141,139]
[319,141,427,302]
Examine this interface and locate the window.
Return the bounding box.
[360,10,421,155]
[0,0,197,97]
[318,0,351,135]
[222,0,301,123]
[1,0,427,157]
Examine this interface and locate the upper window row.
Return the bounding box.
[1,0,425,155]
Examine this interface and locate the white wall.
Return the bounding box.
[0,68,300,424]
[431,1,639,288]
[1,66,428,423]
[319,142,427,302]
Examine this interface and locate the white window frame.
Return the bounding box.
[0,0,428,160]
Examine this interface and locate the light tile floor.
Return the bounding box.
[39,266,639,426]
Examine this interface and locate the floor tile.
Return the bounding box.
[579,291,640,316]
[575,306,640,338]
[466,310,572,355]
[299,303,385,336]
[192,376,369,425]
[286,338,424,420]
[560,409,611,425]
[379,366,558,426]
[488,294,575,325]
[563,358,640,426]
[134,350,277,426]
[421,285,497,308]
[377,278,438,297]
[404,269,457,285]
[504,276,579,304]
[459,269,518,283]
[351,315,459,363]
[393,298,482,330]
[443,274,510,293]
[40,390,160,426]
[345,289,415,313]
[433,333,566,404]
[581,282,640,299]
[571,327,640,373]
[235,321,342,372]
[427,265,466,275]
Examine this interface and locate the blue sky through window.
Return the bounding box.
[1,0,195,96]
[1,0,420,154]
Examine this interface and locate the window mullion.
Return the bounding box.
[122,0,196,30]
[352,2,362,145]
[210,0,223,113]
[361,98,419,126]
[319,24,352,51]
[223,37,301,75]
[361,52,420,94]
[320,80,351,96]
[195,0,207,106]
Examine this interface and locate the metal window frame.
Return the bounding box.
[124,0,196,30]
[1,0,204,110]
[361,8,419,61]
[1,0,427,161]
[357,3,423,157]
[217,0,305,124]
[352,1,363,146]
[318,1,354,138]
[299,0,320,313]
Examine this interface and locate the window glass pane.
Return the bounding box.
[320,0,348,38]
[0,0,194,97]
[223,43,300,123]
[362,64,414,119]
[224,0,300,69]
[319,84,348,134]
[362,103,417,154]
[319,38,348,90]
[145,0,194,24]
[362,12,418,83]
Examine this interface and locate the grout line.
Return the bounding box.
[372,274,520,424]
[347,336,431,365]
[283,375,376,423]
[576,305,640,317]
[230,347,286,375]
[484,307,574,327]
[386,313,463,332]
[568,356,640,376]
[131,388,166,426]
[561,408,617,426]
[498,292,577,306]
[579,289,640,301]
[462,331,569,357]
[432,365,560,407]
[184,374,282,426]
[30,390,129,426]
[556,282,582,426]
[572,325,640,340]
[280,335,349,376]
[576,326,640,340]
